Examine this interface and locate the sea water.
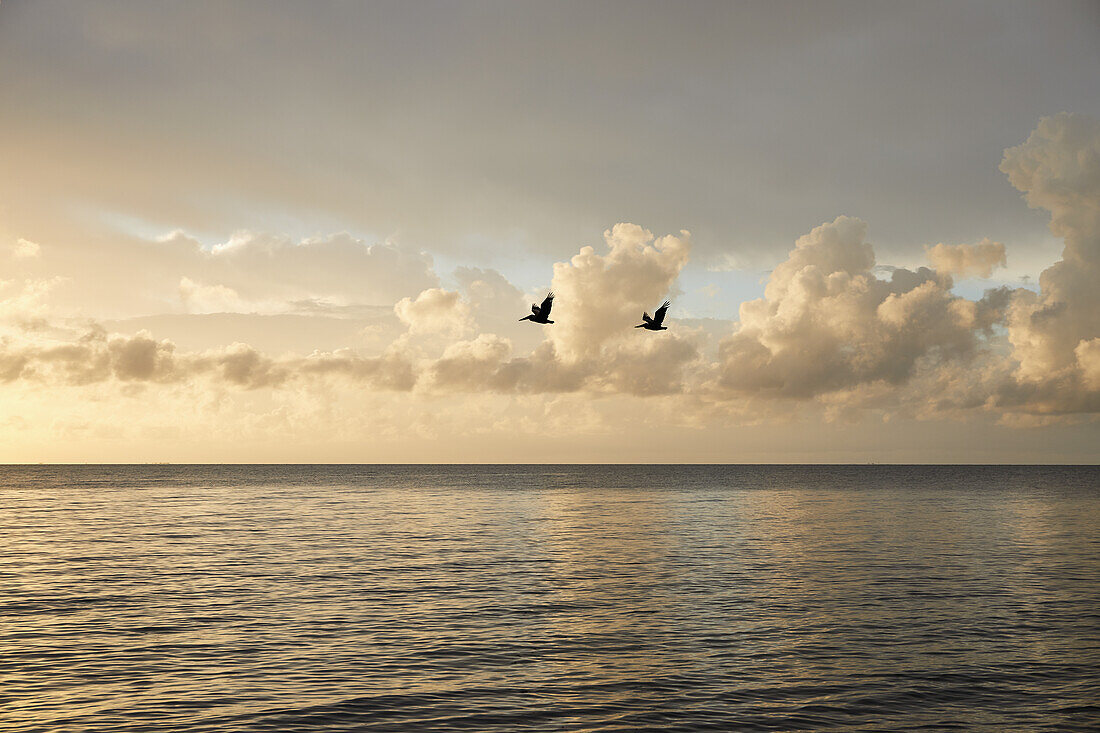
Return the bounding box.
[2,465,1098,731]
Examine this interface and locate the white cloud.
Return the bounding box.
[453,266,527,331]
[0,277,68,330]
[925,238,1006,278]
[548,223,691,362]
[13,238,41,259]
[1075,338,1100,392]
[998,113,1100,408]
[714,216,999,399]
[394,288,473,337]
[158,229,439,307]
[426,334,514,391]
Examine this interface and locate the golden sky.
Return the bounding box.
[1,1,1099,462]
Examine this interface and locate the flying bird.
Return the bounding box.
[519,292,555,324]
[636,301,670,331]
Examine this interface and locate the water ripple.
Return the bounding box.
[1,465,1098,731]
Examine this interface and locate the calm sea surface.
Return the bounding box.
[2,465,1099,731]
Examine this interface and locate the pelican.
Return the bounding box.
[636,301,670,331]
[519,292,555,324]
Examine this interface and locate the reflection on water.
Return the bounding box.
[1,465,1099,731]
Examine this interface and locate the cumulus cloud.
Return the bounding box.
[192,343,289,388]
[0,277,68,330]
[439,223,705,398]
[715,216,1001,398]
[4,329,176,385]
[0,327,422,392]
[13,238,41,259]
[593,332,703,396]
[453,266,528,334]
[426,334,515,391]
[454,266,525,315]
[548,223,691,361]
[394,288,473,336]
[925,238,1006,278]
[106,330,178,382]
[369,228,701,398]
[997,113,1100,410]
[1076,339,1100,392]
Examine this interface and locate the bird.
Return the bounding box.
[636,301,670,331]
[519,292,555,324]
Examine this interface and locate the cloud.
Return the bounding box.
[454,266,527,330]
[394,288,473,337]
[0,224,703,399]
[548,223,691,361]
[178,277,256,314]
[1,326,422,392]
[4,109,1100,437]
[925,238,1006,278]
[8,329,176,385]
[298,347,418,391]
[593,332,703,396]
[1076,339,1100,392]
[107,330,178,382]
[426,334,514,391]
[455,266,525,312]
[191,343,288,389]
[510,224,702,396]
[715,216,999,398]
[159,230,440,308]
[17,226,444,321]
[13,239,41,259]
[0,277,68,330]
[997,113,1100,409]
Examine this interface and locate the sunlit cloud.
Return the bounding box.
[925,239,1007,279]
[13,238,41,259]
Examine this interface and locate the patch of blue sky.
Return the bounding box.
[674,264,767,320]
[83,207,180,242]
[86,200,387,253]
[952,276,1038,301]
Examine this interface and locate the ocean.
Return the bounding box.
[2,465,1098,731]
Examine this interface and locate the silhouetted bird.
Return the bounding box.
[636,301,670,331]
[519,292,555,324]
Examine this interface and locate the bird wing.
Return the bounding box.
[539,292,554,317]
[531,303,540,316]
[642,311,653,324]
[653,301,670,325]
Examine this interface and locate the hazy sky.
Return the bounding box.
[1,1,1099,462]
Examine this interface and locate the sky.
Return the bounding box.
[1,0,1099,462]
